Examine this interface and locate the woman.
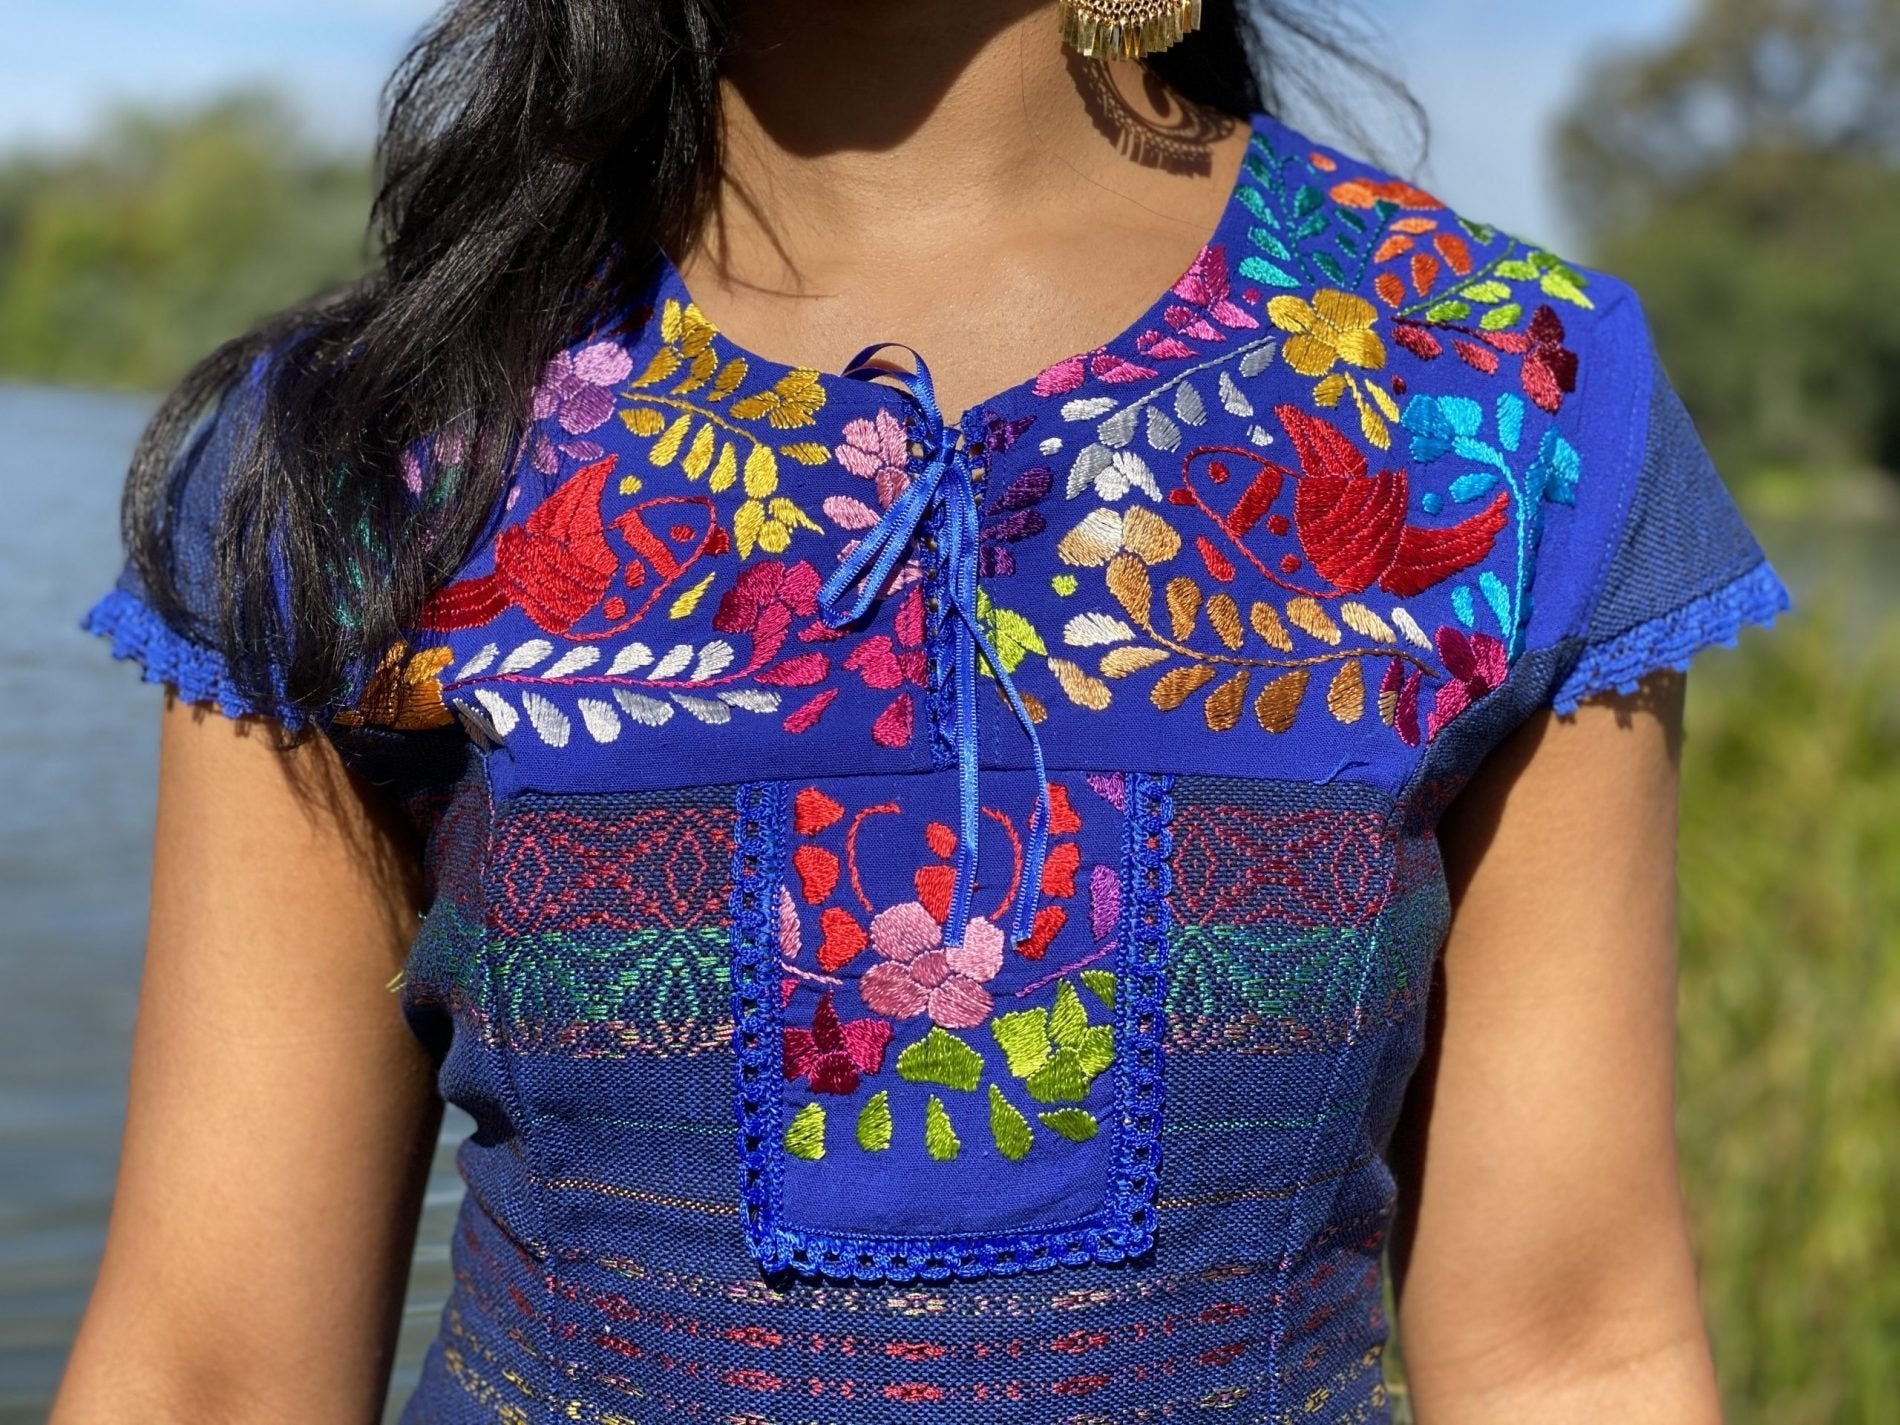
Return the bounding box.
[56,2,1786,1421]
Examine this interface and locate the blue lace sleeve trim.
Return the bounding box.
[78,585,311,730]
[1549,560,1793,715]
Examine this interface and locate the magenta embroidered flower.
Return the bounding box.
[834,408,911,509]
[1426,625,1509,739]
[859,901,1004,1030]
[783,991,892,1096]
[530,340,635,473]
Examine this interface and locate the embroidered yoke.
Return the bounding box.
[80,110,1790,1424]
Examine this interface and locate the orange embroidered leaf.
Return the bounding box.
[1373,234,1414,264]
[1393,217,1439,234]
[1286,597,1342,645]
[1106,553,1153,627]
[1374,272,1406,309]
[1435,231,1474,276]
[1328,659,1365,725]
[1250,601,1294,653]
[1122,507,1182,564]
[1339,601,1397,643]
[1165,576,1202,640]
[1150,664,1217,712]
[1203,671,1251,732]
[1049,657,1111,711]
[1206,593,1244,651]
[1255,670,1310,733]
[1100,646,1170,679]
[1410,252,1441,298]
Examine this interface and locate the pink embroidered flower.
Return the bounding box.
[1425,626,1508,739]
[859,901,1003,1030]
[834,407,911,509]
[783,991,892,1095]
[843,582,927,748]
[530,340,635,473]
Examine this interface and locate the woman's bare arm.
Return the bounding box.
[1388,670,1723,1423]
[51,692,443,1424]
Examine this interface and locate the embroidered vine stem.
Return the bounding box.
[1083,336,1281,427]
[1122,613,1438,677]
[619,392,770,453]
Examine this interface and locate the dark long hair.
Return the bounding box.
[118,0,1416,748]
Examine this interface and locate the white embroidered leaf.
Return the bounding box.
[471,687,518,737]
[1099,450,1161,503]
[690,640,736,681]
[1391,606,1433,650]
[672,693,732,724]
[499,638,555,674]
[652,642,695,679]
[577,697,622,742]
[544,645,601,678]
[1145,406,1181,453]
[612,688,673,726]
[1247,423,1274,447]
[1060,396,1118,422]
[718,688,780,713]
[454,641,499,679]
[607,641,654,675]
[1064,612,1137,647]
[1240,339,1279,378]
[1174,381,1207,425]
[822,494,881,531]
[1219,370,1254,417]
[1096,406,1139,449]
[520,689,570,747]
[1038,436,1064,456]
[1067,443,1114,499]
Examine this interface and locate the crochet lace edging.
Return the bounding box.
[1549,561,1793,716]
[79,586,311,730]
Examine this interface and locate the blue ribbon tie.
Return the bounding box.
[815,343,1052,952]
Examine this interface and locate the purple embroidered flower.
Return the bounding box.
[834,408,910,509]
[860,902,1003,1029]
[1426,626,1508,739]
[530,340,635,473]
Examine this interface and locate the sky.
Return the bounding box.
[1,1,1692,253]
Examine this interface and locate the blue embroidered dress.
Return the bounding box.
[80,110,1790,1424]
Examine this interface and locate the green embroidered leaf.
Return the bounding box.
[1236,185,1273,222]
[1293,185,1324,218]
[1250,226,1294,262]
[1495,258,1540,280]
[1459,280,1511,303]
[975,589,1046,675]
[1026,1046,1095,1103]
[1480,302,1524,332]
[1540,270,1594,308]
[1074,1025,1115,1081]
[856,1090,892,1152]
[897,1027,984,1091]
[924,1095,961,1161]
[1238,254,1301,289]
[1311,248,1344,281]
[1424,299,1472,323]
[785,1101,825,1160]
[1080,969,1116,1011]
[988,1085,1033,1162]
[991,1008,1054,1079]
[1038,1109,1100,1143]
[1048,980,1091,1051]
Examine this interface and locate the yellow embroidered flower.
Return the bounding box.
[331,640,456,730]
[1268,290,1387,377]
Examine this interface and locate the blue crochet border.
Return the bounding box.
[1549,560,1792,715]
[78,585,312,730]
[727,772,1174,1284]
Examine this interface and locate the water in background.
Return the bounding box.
[0,382,466,1423]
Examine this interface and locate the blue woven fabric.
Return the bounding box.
[78,109,1790,1423]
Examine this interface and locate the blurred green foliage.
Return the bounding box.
[0,88,371,389]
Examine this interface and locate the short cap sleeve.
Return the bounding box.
[78,354,314,730]
[1546,306,1793,715]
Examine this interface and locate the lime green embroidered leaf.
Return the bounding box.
[1080,969,1116,1011]
[1540,269,1594,308]
[668,572,716,620]
[897,1027,984,1091]
[975,589,1047,675]
[1480,303,1524,332]
[1038,1109,1099,1143]
[1424,299,1471,324]
[988,1084,1033,1162]
[856,1090,892,1151]
[1026,1050,1093,1103]
[1459,281,1512,303]
[990,1009,1054,1079]
[1495,257,1540,281]
[1049,980,1091,1051]
[785,1101,826,1160]
[924,1095,961,1161]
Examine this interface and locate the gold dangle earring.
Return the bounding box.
[1057,0,1203,59]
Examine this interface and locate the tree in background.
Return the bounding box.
[0,89,371,390]
[1556,0,1900,486]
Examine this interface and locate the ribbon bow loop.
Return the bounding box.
[814,343,1052,951]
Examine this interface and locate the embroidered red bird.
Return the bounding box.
[418,454,723,638]
[1174,404,1507,597]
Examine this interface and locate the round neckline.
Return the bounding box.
[646,109,1274,432]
